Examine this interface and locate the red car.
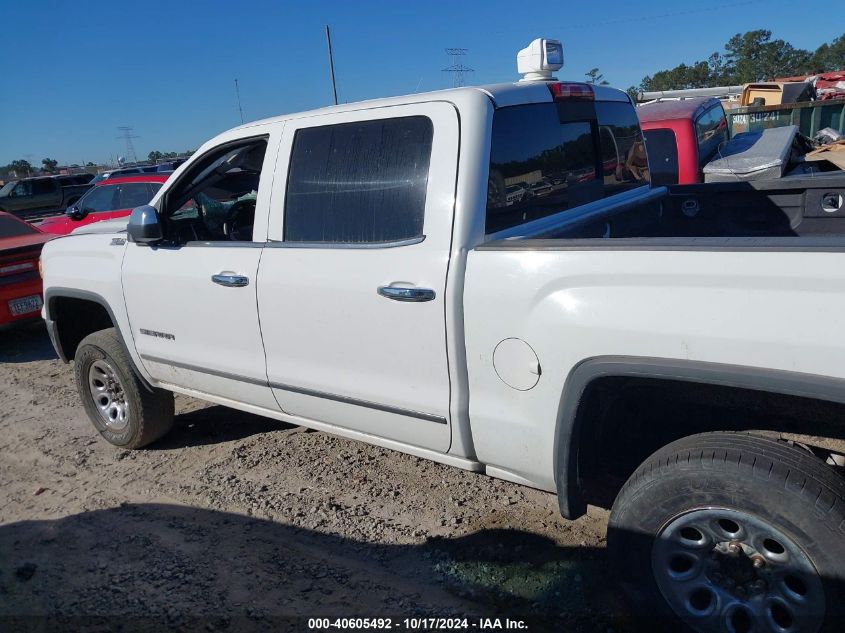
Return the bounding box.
[637,97,729,185]
[38,174,169,235]
[0,212,52,327]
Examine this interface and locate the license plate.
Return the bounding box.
[8,294,42,316]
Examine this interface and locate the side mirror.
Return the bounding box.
[66,205,86,220]
[127,205,163,244]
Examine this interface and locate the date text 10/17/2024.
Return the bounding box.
[308,618,529,630]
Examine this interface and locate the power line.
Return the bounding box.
[116,126,139,164]
[443,48,474,88]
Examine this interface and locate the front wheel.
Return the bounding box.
[608,432,845,633]
[74,328,174,448]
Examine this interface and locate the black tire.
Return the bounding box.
[608,432,845,633]
[74,327,174,448]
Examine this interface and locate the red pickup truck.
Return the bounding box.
[38,175,168,236]
[638,97,729,185]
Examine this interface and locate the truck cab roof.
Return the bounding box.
[637,97,721,123]
[230,81,632,132]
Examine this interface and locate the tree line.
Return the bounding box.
[634,30,845,93]
[2,150,194,179]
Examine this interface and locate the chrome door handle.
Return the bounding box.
[212,273,249,287]
[377,286,435,302]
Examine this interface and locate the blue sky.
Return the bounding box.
[2,0,841,165]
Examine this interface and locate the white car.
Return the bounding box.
[40,38,845,632]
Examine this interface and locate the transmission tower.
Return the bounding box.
[116,126,139,164]
[442,48,474,87]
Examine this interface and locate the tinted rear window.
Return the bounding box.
[487,104,600,234]
[0,215,38,238]
[643,129,680,186]
[285,116,433,243]
[486,101,648,234]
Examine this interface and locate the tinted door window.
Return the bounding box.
[284,116,433,243]
[487,103,600,234]
[116,182,157,209]
[11,182,32,197]
[643,129,680,186]
[78,185,117,212]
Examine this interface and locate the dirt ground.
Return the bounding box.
[0,324,627,632]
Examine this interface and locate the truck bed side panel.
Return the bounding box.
[464,247,845,491]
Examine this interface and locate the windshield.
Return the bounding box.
[0,214,38,238]
[0,181,18,197]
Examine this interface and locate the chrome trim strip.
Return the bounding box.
[184,241,265,248]
[138,354,447,424]
[265,235,425,249]
[269,380,448,424]
[139,354,268,387]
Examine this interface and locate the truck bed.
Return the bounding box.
[484,174,845,246]
[466,174,845,491]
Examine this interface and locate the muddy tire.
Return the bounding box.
[608,432,845,633]
[74,328,173,448]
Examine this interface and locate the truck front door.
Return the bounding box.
[121,130,281,410]
[257,104,459,452]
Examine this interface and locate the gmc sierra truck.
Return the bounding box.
[39,39,845,632]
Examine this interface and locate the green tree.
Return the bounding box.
[42,157,59,174]
[637,30,840,92]
[148,150,164,163]
[85,161,95,166]
[811,34,845,72]
[641,61,712,92]
[724,30,812,81]
[585,68,609,85]
[9,159,33,177]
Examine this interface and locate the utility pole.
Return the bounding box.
[116,126,139,164]
[442,48,474,87]
[234,78,245,124]
[325,25,338,105]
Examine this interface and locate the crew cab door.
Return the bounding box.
[258,103,458,452]
[121,128,281,409]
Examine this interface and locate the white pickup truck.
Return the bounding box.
[40,39,845,633]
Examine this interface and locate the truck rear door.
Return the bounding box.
[257,103,459,452]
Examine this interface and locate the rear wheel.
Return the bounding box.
[74,328,173,448]
[608,432,845,633]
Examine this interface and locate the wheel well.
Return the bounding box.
[576,377,845,509]
[49,296,115,361]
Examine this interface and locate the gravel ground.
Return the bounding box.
[0,325,628,632]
